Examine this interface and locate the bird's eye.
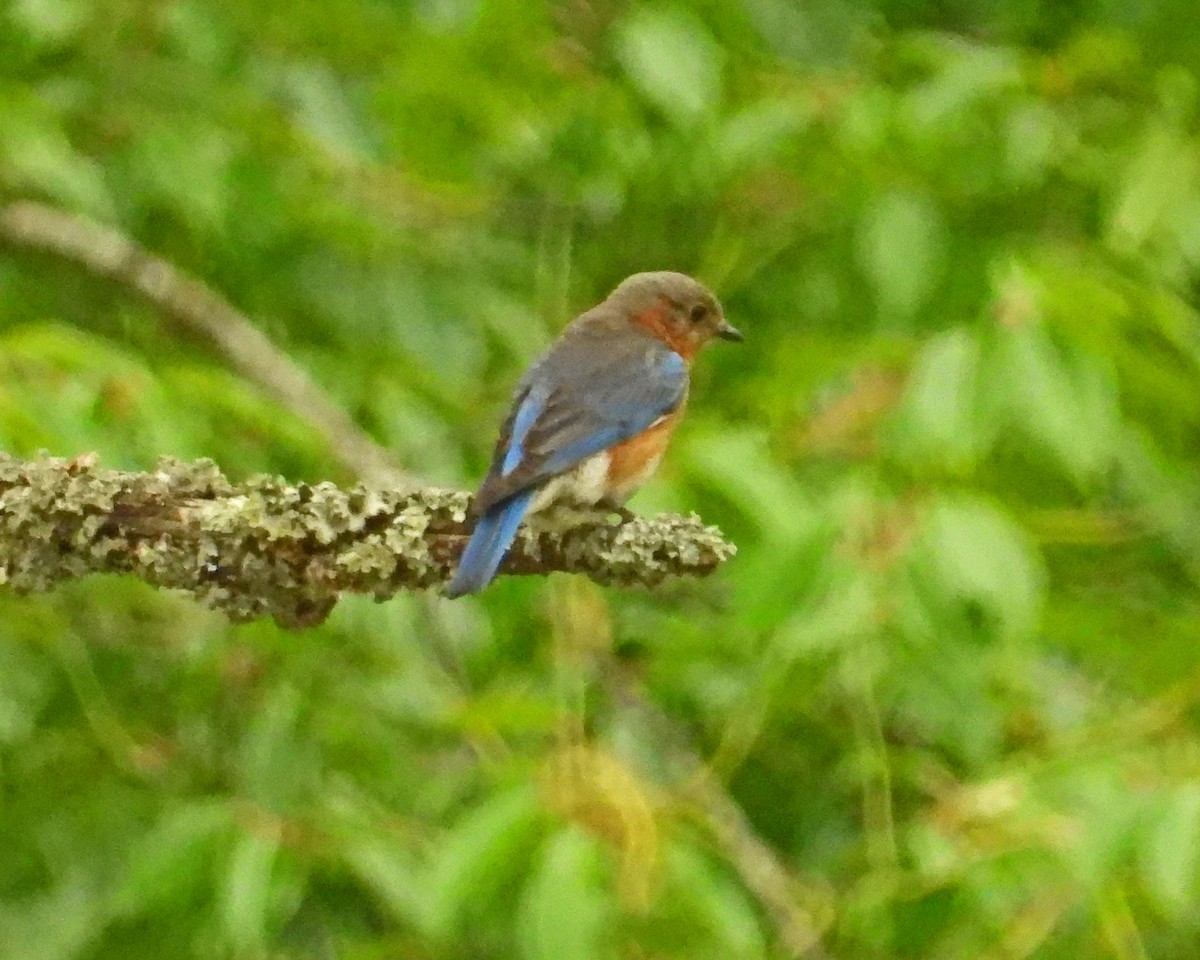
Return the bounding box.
[689,304,708,323]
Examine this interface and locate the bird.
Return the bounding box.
[446,271,742,597]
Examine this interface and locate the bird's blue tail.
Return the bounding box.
[446,490,535,597]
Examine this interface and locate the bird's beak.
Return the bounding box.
[716,318,744,342]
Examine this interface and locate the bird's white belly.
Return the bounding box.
[529,451,611,514]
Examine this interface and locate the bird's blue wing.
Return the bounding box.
[474,330,687,513]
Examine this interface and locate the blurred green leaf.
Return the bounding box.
[0,87,112,215]
[683,431,816,543]
[113,800,235,918]
[9,0,88,45]
[992,324,1119,486]
[901,41,1022,133]
[772,566,878,662]
[0,637,54,744]
[425,783,546,940]
[1140,784,1200,917]
[889,326,986,472]
[1004,99,1058,185]
[658,842,767,960]
[1107,123,1197,253]
[856,189,946,324]
[1137,782,1200,916]
[219,821,283,952]
[235,683,308,811]
[276,62,378,165]
[130,122,232,232]
[517,827,610,960]
[613,7,724,128]
[0,878,101,960]
[0,323,184,462]
[715,99,809,174]
[339,833,431,932]
[909,493,1044,642]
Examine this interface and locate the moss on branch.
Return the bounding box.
[0,452,736,627]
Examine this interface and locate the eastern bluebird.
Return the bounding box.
[446,271,742,597]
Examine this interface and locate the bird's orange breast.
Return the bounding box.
[605,406,684,500]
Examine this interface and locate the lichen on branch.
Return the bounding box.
[0,452,736,627]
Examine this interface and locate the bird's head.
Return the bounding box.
[609,271,742,359]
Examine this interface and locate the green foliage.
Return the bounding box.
[3,0,1200,957]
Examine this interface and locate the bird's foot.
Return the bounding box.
[599,500,638,523]
[528,500,635,533]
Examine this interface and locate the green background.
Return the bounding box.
[3,0,1200,957]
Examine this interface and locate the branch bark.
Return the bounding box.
[0,452,736,627]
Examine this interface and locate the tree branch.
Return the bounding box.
[0,201,410,488]
[0,452,736,627]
